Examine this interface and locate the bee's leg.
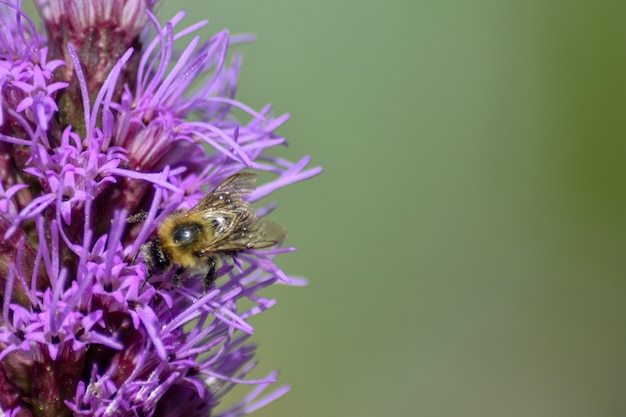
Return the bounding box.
[172,267,185,287]
[126,210,148,223]
[140,269,152,290]
[203,256,217,290]
[126,208,164,224]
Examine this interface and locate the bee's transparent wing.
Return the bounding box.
[189,172,258,214]
[246,218,288,248]
[200,216,287,254]
[189,172,287,254]
[222,217,287,251]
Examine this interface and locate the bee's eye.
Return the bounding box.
[172,223,203,245]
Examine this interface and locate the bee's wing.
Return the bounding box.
[188,172,258,215]
[249,218,288,248]
[188,172,287,254]
[220,217,287,251]
[200,216,287,254]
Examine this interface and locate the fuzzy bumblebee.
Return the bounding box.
[141,172,287,288]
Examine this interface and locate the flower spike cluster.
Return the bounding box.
[0,1,320,416]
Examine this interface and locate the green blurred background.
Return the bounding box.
[30,0,626,415]
[159,1,626,416]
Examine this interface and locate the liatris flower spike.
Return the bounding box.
[0,1,321,416]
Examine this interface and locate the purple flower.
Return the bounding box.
[0,1,320,416]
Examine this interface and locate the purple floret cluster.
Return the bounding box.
[0,1,319,416]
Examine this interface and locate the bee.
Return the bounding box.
[141,172,287,288]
